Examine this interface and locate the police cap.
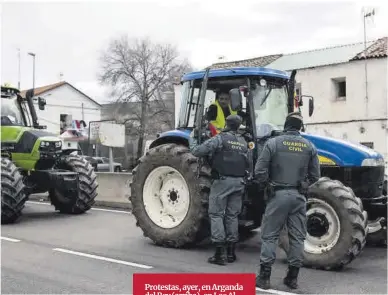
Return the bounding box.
[225,114,242,131]
[284,111,303,131]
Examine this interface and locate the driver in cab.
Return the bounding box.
[206,90,248,136]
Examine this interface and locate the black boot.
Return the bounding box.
[208,244,227,266]
[255,264,271,290]
[283,266,300,289]
[226,243,237,263]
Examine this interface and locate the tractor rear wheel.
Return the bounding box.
[1,158,28,224]
[130,143,211,248]
[49,155,98,214]
[279,177,367,271]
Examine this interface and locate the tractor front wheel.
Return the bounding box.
[49,155,98,214]
[1,157,28,224]
[279,177,367,271]
[130,143,211,248]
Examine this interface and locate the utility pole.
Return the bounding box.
[28,52,36,90]
[17,48,21,89]
[362,8,375,121]
[363,8,375,103]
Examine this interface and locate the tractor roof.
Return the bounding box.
[1,86,20,98]
[181,67,290,82]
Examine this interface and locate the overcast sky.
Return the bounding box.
[1,0,387,104]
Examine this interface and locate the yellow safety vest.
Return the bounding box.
[210,100,238,132]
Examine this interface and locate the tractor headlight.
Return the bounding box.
[55,141,62,148]
[361,158,385,167]
[40,141,50,147]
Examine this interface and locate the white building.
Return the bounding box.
[21,81,101,135]
[211,37,388,162]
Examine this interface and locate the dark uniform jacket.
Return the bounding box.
[190,130,249,178]
[254,130,320,188]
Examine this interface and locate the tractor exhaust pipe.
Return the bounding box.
[25,88,39,128]
[287,69,297,114]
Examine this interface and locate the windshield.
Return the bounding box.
[251,82,289,137]
[1,96,25,126]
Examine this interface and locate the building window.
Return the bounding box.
[332,77,346,101]
[360,142,374,149]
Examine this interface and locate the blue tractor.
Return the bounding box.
[130,66,386,271]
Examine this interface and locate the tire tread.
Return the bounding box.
[279,177,367,271]
[49,155,98,214]
[1,158,28,224]
[130,143,211,248]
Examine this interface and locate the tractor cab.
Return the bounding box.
[176,67,314,156]
[1,85,47,129]
[1,87,25,126]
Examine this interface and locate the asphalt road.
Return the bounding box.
[1,201,387,295]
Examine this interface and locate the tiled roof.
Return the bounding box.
[351,37,387,60]
[209,54,283,69]
[266,41,375,71]
[20,81,101,106]
[20,81,66,97]
[205,37,387,71]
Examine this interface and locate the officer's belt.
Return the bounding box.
[212,172,245,179]
[218,174,245,178]
[273,185,298,191]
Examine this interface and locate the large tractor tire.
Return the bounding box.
[1,157,28,224]
[131,143,212,248]
[49,155,98,214]
[279,177,367,271]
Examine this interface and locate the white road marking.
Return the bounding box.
[256,287,298,295]
[26,201,131,214]
[90,207,131,214]
[1,236,21,242]
[52,248,153,269]
[26,201,50,206]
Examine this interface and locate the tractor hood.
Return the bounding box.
[154,128,385,167]
[2,126,60,142]
[1,126,62,155]
[301,132,384,167]
[26,128,59,140]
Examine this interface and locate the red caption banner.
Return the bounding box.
[133,273,256,295]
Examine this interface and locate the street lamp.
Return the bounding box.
[28,52,36,90]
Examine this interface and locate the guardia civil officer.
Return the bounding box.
[254,112,320,290]
[189,114,249,265]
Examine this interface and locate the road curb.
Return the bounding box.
[28,194,133,211]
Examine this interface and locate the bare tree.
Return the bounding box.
[99,35,192,159]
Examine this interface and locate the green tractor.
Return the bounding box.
[1,85,98,223]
